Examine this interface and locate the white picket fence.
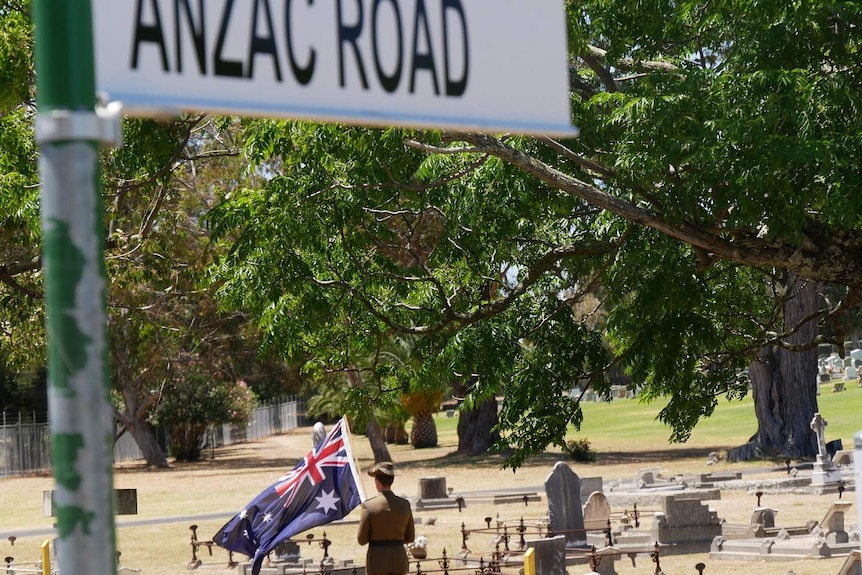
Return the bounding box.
[0,398,306,478]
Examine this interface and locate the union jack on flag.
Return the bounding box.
[214,418,363,575]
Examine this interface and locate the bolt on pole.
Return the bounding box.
[32,1,118,575]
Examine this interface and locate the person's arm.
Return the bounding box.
[357,503,370,545]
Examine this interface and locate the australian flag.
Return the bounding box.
[214,418,363,575]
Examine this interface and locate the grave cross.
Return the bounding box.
[810,413,830,459]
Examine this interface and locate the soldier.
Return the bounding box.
[357,462,415,575]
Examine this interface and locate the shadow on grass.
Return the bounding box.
[391,445,724,473]
[114,453,300,474]
[113,441,773,476]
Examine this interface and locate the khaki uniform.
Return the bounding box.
[357,491,415,575]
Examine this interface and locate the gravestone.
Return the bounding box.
[821,501,853,545]
[43,488,138,563]
[524,535,566,575]
[580,477,603,500]
[43,488,138,516]
[838,549,862,575]
[635,468,660,488]
[273,541,302,562]
[827,439,844,458]
[750,507,777,529]
[635,468,685,491]
[834,450,854,466]
[545,462,586,547]
[651,495,721,546]
[810,413,842,486]
[582,492,611,532]
[419,477,447,499]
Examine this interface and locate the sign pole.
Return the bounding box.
[855,430,862,554]
[32,1,120,575]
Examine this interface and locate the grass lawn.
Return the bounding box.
[575,378,862,454]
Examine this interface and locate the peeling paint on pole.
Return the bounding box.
[855,431,862,554]
[33,0,118,573]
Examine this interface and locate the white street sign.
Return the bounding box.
[91,0,575,135]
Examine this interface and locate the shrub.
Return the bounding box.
[564,438,596,462]
[154,373,256,461]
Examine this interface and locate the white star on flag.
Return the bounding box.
[314,490,340,514]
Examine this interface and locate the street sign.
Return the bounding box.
[91,0,575,135]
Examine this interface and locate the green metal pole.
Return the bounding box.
[32,1,118,574]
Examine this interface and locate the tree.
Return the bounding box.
[151,359,256,461]
[0,3,293,465]
[0,0,42,379]
[454,377,500,456]
[747,276,819,458]
[207,0,862,466]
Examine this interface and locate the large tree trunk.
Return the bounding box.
[364,417,392,463]
[456,397,500,455]
[116,387,169,468]
[747,277,819,459]
[122,417,169,466]
[345,368,392,463]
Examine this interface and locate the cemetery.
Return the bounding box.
[8,1,862,574]
[3,397,862,575]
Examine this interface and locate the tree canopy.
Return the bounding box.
[206,0,862,466]
[0,2,296,465]
[2,0,861,467]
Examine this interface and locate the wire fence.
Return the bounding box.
[0,397,306,478]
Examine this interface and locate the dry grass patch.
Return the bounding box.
[0,423,854,575]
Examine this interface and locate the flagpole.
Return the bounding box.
[340,417,368,502]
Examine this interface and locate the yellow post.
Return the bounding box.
[524,547,535,575]
[41,540,51,575]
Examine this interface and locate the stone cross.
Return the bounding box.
[545,462,586,547]
[810,413,829,459]
[312,422,326,449]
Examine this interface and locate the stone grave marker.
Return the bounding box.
[545,462,586,547]
[821,501,853,545]
[580,477,603,500]
[311,422,326,449]
[524,535,566,575]
[750,507,777,529]
[419,477,448,499]
[43,488,138,562]
[810,412,842,486]
[273,541,302,563]
[838,549,862,575]
[651,495,721,545]
[582,492,611,532]
[43,488,138,516]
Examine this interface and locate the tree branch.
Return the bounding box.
[585,44,680,73]
[455,133,862,286]
[536,137,614,179]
